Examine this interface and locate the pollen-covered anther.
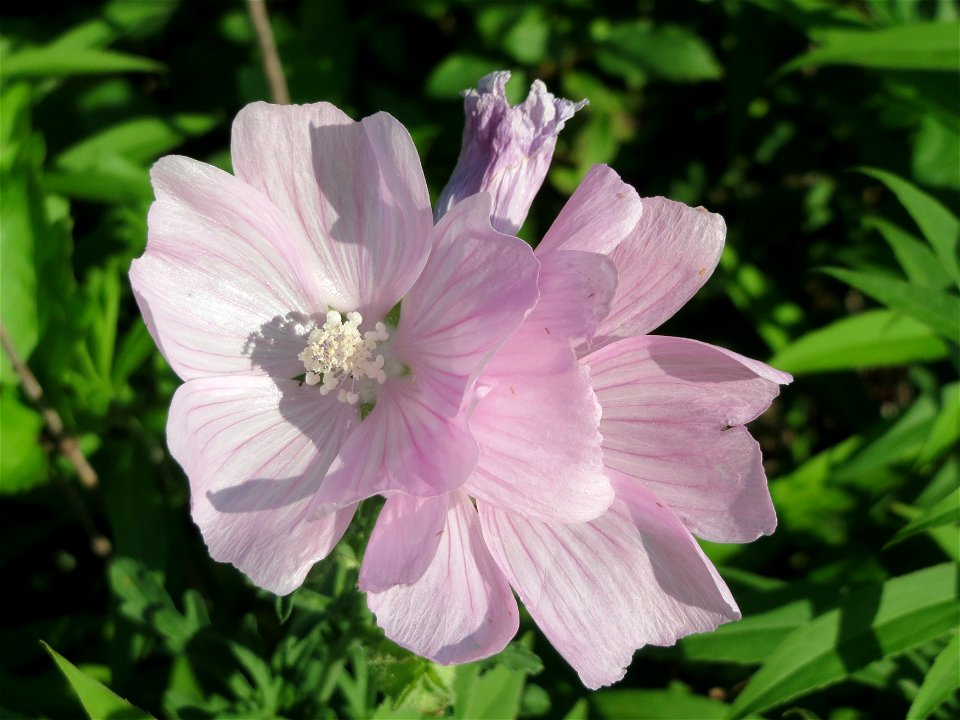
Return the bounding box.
[298,310,391,404]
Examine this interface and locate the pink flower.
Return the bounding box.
[435,71,587,235]
[128,102,540,595]
[361,156,791,684]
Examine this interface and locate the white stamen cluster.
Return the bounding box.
[298,310,389,405]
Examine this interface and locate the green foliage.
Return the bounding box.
[2,0,958,718]
[43,642,153,719]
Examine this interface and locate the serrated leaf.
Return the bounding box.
[824,268,959,341]
[2,46,163,78]
[859,168,960,284]
[729,564,959,718]
[770,309,949,373]
[780,22,960,73]
[592,687,729,719]
[908,631,960,719]
[43,641,153,719]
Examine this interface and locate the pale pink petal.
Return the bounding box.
[231,102,433,321]
[523,250,618,348]
[166,375,359,595]
[586,335,789,542]
[435,71,587,234]
[535,165,642,256]
[594,197,725,343]
[312,380,479,510]
[358,494,447,593]
[366,492,519,665]
[391,193,540,417]
[465,332,612,523]
[479,485,739,689]
[130,156,326,381]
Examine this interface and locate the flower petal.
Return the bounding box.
[359,494,447,593]
[479,483,739,689]
[366,491,519,665]
[586,335,789,542]
[130,156,325,381]
[231,102,434,320]
[595,197,725,343]
[465,333,612,523]
[436,71,586,234]
[525,249,618,348]
[392,193,540,418]
[313,380,479,509]
[167,375,359,595]
[536,165,642,256]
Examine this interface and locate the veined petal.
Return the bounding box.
[392,193,540,418]
[359,494,447,593]
[536,165,642,256]
[479,485,739,689]
[366,491,518,665]
[313,380,479,509]
[436,71,586,235]
[525,249,618,349]
[586,335,790,542]
[231,102,434,321]
[594,197,725,344]
[130,156,325,381]
[465,332,612,523]
[167,375,358,595]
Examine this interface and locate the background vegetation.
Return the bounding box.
[1,0,957,718]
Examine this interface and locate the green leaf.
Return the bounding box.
[681,599,815,665]
[594,21,722,83]
[453,663,527,720]
[916,383,960,466]
[913,114,960,191]
[908,631,960,719]
[886,487,960,548]
[859,168,960,284]
[425,55,503,98]
[56,114,219,169]
[729,564,959,718]
[865,217,955,289]
[0,388,48,494]
[42,154,153,204]
[769,309,949,373]
[780,23,960,73]
[823,268,959,341]
[2,46,163,78]
[42,641,153,719]
[592,687,729,719]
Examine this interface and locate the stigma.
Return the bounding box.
[297,310,389,405]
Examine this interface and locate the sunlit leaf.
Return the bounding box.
[729,564,959,718]
[594,20,722,83]
[425,55,503,98]
[907,631,960,719]
[823,268,959,341]
[2,46,163,78]
[43,641,153,719]
[780,22,960,73]
[591,687,729,719]
[770,309,949,373]
[886,488,960,549]
[865,217,955,290]
[0,388,48,494]
[859,168,960,284]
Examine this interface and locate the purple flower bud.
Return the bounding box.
[436,71,587,235]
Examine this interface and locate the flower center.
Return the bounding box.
[297,310,389,405]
